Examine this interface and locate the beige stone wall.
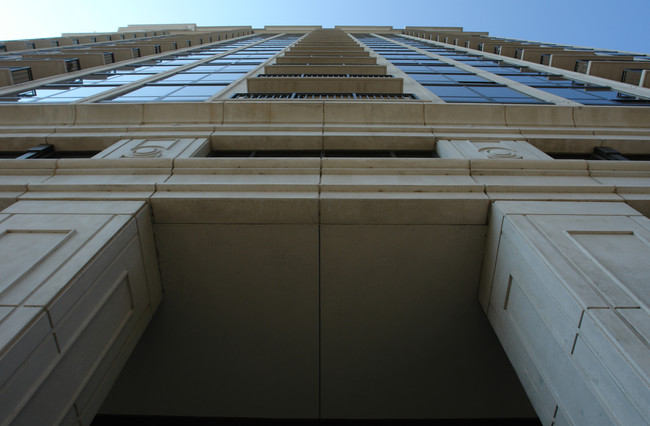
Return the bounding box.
[0,26,650,422]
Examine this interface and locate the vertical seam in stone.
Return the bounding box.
[318,99,323,419]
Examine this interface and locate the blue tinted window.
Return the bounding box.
[172,85,225,96]
[122,85,184,97]
[471,86,528,97]
[426,86,477,97]
[426,66,467,74]
[410,74,453,83]
[446,74,490,83]
[199,73,246,83]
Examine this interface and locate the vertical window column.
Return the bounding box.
[398,33,650,106]
[373,34,566,105]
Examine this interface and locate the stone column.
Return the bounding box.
[0,200,161,425]
[480,201,650,425]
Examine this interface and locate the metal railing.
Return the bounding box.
[232,92,417,100]
[256,73,392,78]
[9,67,33,84]
[103,52,115,64]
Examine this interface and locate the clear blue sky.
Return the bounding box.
[2,0,649,54]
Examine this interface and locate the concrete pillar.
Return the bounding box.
[0,200,161,425]
[480,201,650,425]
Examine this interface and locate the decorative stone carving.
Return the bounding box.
[437,140,552,160]
[126,139,180,158]
[478,146,523,159]
[94,138,210,159]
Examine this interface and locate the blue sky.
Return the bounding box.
[2,0,649,54]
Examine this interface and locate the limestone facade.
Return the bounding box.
[0,25,649,424]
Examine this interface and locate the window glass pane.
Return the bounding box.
[471,86,529,97]
[576,98,617,105]
[504,75,554,85]
[441,97,489,103]
[105,97,158,102]
[171,85,226,96]
[48,86,116,98]
[410,74,452,83]
[425,86,477,96]
[426,66,467,74]
[198,73,246,82]
[491,97,545,104]
[445,74,490,83]
[154,74,210,84]
[34,97,80,103]
[584,88,634,100]
[132,66,178,73]
[159,59,197,65]
[539,87,603,100]
[399,66,428,72]
[188,65,226,72]
[478,66,531,75]
[95,74,154,84]
[458,60,500,67]
[21,88,68,97]
[121,85,184,97]
[220,65,257,72]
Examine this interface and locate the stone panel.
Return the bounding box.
[0,201,162,425]
[480,201,650,424]
[94,138,210,159]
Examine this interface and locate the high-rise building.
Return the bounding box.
[0,25,649,425]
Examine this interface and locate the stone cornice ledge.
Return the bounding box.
[0,102,648,128]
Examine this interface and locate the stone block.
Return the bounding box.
[75,104,143,125]
[572,310,649,424]
[135,205,163,312]
[325,102,425,125]
[223,101,323,124]
[31,174,169,192]
[18,191,155,201]
[481,200,650,424]
[0,200,161,425]
[320,192,489,225]
[504,105,574,127]
[0,105,75,126]
[151,191,319,224]
[425,103,506,126]
[324,131,435,151]
[142,103,214,124]
[574,106,650,128]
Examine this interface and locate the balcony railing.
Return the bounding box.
[232,92,418,100]
[256,74,392,78]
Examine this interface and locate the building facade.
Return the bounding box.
[0,25,649,424]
